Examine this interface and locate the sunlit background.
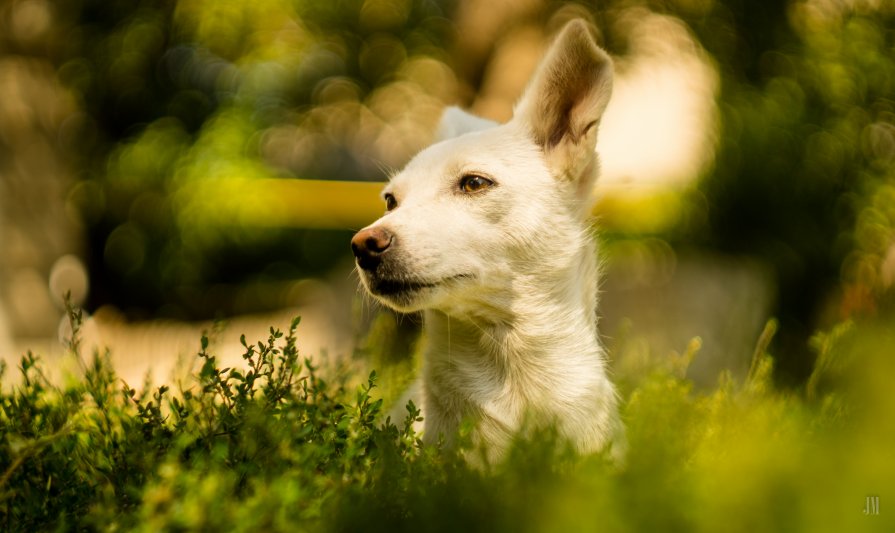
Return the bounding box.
[0,0,893,386]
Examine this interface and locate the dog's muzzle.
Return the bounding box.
[351,226,393,272]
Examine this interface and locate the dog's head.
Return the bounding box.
[351,20,613,314]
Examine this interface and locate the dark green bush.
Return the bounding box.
[2,304,893,532]
[0,307,433,532]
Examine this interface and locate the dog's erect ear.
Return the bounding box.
[436,106,499,141]
[513,20,613,186]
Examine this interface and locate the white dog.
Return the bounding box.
[351,20,623,460]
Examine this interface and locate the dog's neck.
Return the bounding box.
[420,240,615,453]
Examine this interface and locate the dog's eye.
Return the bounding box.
[384,193,397,211]
[459,174,494,194]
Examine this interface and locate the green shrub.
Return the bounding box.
[1,305,893,532]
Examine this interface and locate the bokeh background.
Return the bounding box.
[0,0,893,386]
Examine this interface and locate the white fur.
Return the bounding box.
[353,20,624,461]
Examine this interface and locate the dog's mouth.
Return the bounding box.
[367,273,474,299]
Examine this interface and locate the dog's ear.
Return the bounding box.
[513,20,612,188]
[436,106,498,141]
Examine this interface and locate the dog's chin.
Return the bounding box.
[371,286,432,313]
[360,272,472,313]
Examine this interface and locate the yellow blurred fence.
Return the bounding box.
[178,177,685,234]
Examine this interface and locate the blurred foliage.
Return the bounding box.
[46,0,456,318]
[2,304,894,531]
[569,0,895,381]
[673,0,895,380]
[3,0,893,375]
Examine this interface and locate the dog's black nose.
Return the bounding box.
[351,226,393,271]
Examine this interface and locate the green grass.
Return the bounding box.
[1,303,893,532]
